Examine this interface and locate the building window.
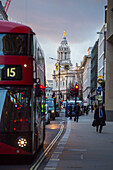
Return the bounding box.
[56,82,58,87]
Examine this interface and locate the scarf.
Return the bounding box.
[99,108,103,118]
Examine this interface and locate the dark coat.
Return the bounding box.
[74,105,80,115]
[94,107,106,126]
[69,105,72,115]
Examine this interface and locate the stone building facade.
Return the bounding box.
[82,53,91,106]
[52,32,76,103]
[105,0,113,120]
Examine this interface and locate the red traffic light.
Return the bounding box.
[52,91,55,98]
[75,85,79,89]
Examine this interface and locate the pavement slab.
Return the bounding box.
[55,112,113,170]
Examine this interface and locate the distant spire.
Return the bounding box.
[63,31,65,37]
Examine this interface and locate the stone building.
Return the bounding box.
[52,32,76,103]
[91,40,98,104]
[81,49,91,106]
[46,80,53,99]
[105,0,113,120]
[75,63,84,101]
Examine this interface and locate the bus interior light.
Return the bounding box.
[20,118,23,122]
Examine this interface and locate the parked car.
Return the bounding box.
[46,98,55,120]
[45,104,50,124]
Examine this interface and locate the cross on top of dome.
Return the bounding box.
[63,31,66,37]
[61,31,67,45]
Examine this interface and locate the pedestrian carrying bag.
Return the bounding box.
[92,119,98,127]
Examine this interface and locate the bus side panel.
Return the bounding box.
[0,132,33,155]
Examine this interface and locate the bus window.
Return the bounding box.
[0,87,32,132]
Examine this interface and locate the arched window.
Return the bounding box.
[63,81,64,86]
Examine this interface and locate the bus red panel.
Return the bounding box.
[0,56,33,85]
[0,142,31,155]
[0,20,34,34]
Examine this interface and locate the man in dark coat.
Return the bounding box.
[94,103,106,133]
[74,103,80,122]
[69,104,72,120]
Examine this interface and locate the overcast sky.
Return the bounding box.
[2,0,107,79]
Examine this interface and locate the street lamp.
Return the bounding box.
[49,57,61,109]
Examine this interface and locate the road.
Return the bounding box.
[0,109,67,170]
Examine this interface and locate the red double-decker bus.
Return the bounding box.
[0,20,46,156]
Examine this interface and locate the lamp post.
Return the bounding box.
[58,60,61,109]
[65,75,68,109]
[49,57,61,109]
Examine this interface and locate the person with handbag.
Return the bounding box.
[93,103,106,133]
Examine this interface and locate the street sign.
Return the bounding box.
[64,64,70,71]
[98,75,103,79]
[98,87,102,92]
[55,63,58,71]
[97,90,101,95]
[98,78,103,84]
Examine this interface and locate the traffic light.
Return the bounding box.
[75,84,79,96]
[70,87,74,96]
[52,91,55,98]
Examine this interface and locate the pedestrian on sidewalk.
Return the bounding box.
[86,105,89,115]
[69,103,72,120]
[94,103,98,111]
[93,103,106,133]
[74,102,80,122]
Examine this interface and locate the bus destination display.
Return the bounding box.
[0,65,22,80]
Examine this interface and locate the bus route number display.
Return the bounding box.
[1,65,22,80]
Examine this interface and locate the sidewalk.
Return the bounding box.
[44,112,113,170]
